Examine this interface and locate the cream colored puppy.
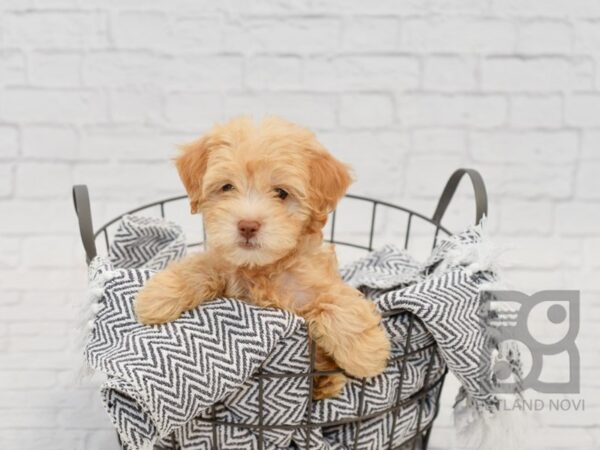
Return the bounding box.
[135,117,390,399]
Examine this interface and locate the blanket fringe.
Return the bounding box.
[74,259,118,381]
[455,395,533,450]
[442,218,529,450]
[438,217,506,277]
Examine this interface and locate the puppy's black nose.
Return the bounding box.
[238,220,261,239]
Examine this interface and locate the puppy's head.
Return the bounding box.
[176,117,352,267]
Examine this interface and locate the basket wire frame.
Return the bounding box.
[73,168,488,450]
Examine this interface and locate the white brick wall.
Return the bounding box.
[0,2,598,449]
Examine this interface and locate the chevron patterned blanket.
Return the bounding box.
[82,215,517,450]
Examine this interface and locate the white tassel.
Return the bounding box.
[138,442,157,450]
[74,257,118,381]
[448,219,532,449]
[455,402,534,450]
[436,217,507,276]
[96,270,118,284]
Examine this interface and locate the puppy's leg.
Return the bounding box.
[304,286,390,379]
[312,348,347,400]
[135,251,223,325]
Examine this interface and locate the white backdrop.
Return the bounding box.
[0,1,599,449]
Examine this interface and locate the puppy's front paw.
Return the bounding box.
[135,277,185,325]
[308,295,391,379]
[339,324,390,378]
[313,373,347,400]
[313,349,347,400]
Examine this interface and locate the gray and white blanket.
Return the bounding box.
[82,215,519,450]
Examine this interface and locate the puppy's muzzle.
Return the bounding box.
[238,220,261,240]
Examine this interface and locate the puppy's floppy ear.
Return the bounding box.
[308,151,353,231]
[175,138,211,214]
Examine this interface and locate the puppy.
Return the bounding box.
[135,117,390,399]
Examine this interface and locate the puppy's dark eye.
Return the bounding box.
[274,188,288,200]
[221,184,234,192]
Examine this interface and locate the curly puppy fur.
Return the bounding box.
[135,117,390,399]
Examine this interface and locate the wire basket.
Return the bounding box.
[73,168,487,450]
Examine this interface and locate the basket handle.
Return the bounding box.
[432,168,488,226]
[72,185,97,264]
